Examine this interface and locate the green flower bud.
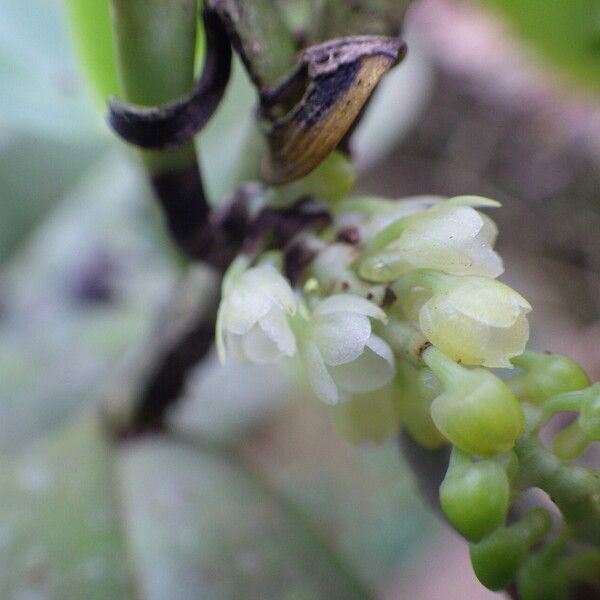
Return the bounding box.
[509,351,589,404]
[469,509,552,591]
[329,385,400,444]
[423,347,525,456]
[440,447,510,542]
[394,361,447,449]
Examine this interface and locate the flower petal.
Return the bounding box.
[312,311,371,366]
[445,279,531,328]
[241,323,285,364]
[244,266,296,314]
[224,283,272,334]
[444,195,501,209]
[314,294,387,322]
[259,307,296,357]
[301,341,339,404]
[328,334,395,394]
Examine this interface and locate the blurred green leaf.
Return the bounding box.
[241,401,434,586]
[0,416,131,599]
[482,0,600,94]
[0,152,175,450]
[199,58,258,202]
[0,0,103,138]
[64,0,121,102]
[117,435,372,600]
[0,135,103,260]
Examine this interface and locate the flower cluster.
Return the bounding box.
[217,195,531,410]
[215,193,600,598]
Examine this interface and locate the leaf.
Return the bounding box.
[241,400,435,585]
[0,135,104,261]
[481,0,600,94]
[64,0,121,102]
[0,416,131,599]
[0,0,103,138]
[117,435,374,600]
[0,152,174,450]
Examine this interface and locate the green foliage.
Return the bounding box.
[0,417,131,598]
[64,0,120,101]
[482,0,600,93]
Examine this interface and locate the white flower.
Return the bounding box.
[299,295,395,404]
[408,275,532,368]
[359,196,504,282]
[216,265,297,365]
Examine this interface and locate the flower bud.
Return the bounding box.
[394,361,447,449]
[216,263,297,365]
[509,351,589,404]
[359,196,503,282]
[423,347,525,456]
[469,509,552,591]
[329,385,400,444]
[299,295,395,404]
[440,448,510,542]
[396,271,531,368]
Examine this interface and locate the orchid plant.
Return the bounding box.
[66,1,600,598]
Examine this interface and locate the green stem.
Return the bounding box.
[514,435,600,547]
[110,0,200,175]
[422,345,469,389]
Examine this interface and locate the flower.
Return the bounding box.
[397,271,531,368]
[359,196,504,282]
[299,295,395,404]
[216,264,297,365]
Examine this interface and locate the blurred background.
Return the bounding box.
[0,0,599,598]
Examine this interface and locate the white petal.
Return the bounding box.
[312,312,371,365]
[445,195,501,209]
[482,312,530,368]
[216,303,227,364]
[328,334,395,394]
[301,341,340,404]
[241,323,285,365]
[243,266,296,314]
[224,283,272,334]
[259,307,296,357]
[479,213,499,245]
[445,279,531,327]
[314,294,387,322]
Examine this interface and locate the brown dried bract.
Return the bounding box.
[260,36,406,185]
